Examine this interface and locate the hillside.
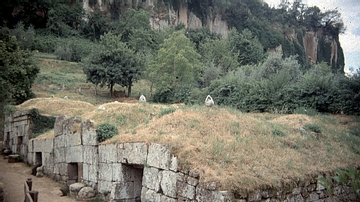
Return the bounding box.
[15,54,360,192]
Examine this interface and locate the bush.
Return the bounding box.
[96,123,118,142]
[54,37,98,62]
[305,123,322,133]
[158,107,177,118]
[33,34,61,52]
[272,129,286,137]
[9,22,35,50]
[29,108,56,138]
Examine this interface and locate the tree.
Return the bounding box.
[228,28,265,66]
[148,30,202,98]
[114,8,157,52]
[83,32,144,97]
[82,10,111,41]
[46,2,84,37]
[0,29,39,105]
[199,37,239,75]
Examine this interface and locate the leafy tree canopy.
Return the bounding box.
[228,28,265,66]
[0,29,39,105]
[83,32,144,97]
[149,30,202,96]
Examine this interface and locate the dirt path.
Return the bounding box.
[0,157,76,202]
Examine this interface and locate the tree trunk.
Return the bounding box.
[127,78,132,97]
[110,83,114,97]
[127,84,132,97]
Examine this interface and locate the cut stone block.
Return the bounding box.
[147,143,171,170]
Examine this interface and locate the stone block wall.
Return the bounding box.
[5,113,360,201]
[3,111,31,162]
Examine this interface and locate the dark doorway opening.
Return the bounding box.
[117,164,143,201]
[35,152,42,165]
[68,163,79,184]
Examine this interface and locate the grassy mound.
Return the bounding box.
[17,53,359,191]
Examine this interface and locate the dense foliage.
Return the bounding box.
[0,28,39,105]
[83,32,144,97]
[0,0,359,114]
[29,108,56,138]
[96,123,118,142]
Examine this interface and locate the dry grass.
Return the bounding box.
[17,98,360,191]
[19,53,360,191]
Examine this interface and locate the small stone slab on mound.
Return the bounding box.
[8,154,20,163]
[78,187,95,199]
[69,183,85,197]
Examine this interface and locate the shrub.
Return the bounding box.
[293,107,318,116]
[158,107,177,118]
[33,34,61,52]
[9,22,35,50]
[272,129,286,137]
[29,108,56,138]
[54,37,97,62]
[305,123,322,133]
[96,123,118,142]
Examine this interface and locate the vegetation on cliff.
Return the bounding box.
[0,0,359,116]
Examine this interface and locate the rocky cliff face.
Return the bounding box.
[82,0,229,37]
[303,29,342,69]
[82,0,344,71]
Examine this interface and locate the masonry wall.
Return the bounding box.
[3,111,31,162]
[5,112,359,201]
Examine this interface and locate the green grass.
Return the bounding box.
[21,54,360,192]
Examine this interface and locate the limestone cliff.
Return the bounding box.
[82,0,229,37]
[82,0,344,72]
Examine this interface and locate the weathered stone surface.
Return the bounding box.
[82,163,89,181]
[88,163,98,182]
[56,147,68,164]
[286,194,304,202]
[99,163,113,181]
[186,176,199,187]
[141,187,161,202]
[78,186,95,199]
[161,195,177,202]
[66,145,83,163]
[112,163,123,182]
[196,186,234,202]
[169,155,178,172]
[83,146,98,165]
[28,140,33,153]
[160,170,178,198]
[99,144,117,163]
[67,133,82,147]
[54,115,67,137]
[177,181,195,200]
[54,135,65,148]
[69,182,85,197]
[308,192,320,201]
[82,129,98,146]
[110,181,136,200]
[98,180,112,193]
[142,167,161,192]
[147,143,171,169]
[32,138,53,153]
[122,143,147,165]
[62,117,82,135]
